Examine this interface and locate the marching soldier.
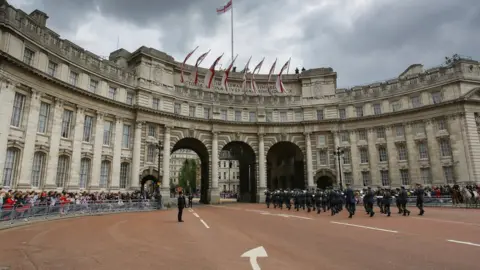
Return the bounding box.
[284,189,292,210]
[345,183,356,218]
[415,183,425,216]
[395,188,402,214]
[321,189,328,212]
[382,187,392,217]
[294,190,301,211]
[306,188,313,212]
[398,186,411,216]
[377,187,385,214]
[265,189,272,208]
[365,187,375,217]
[315,189,322,214]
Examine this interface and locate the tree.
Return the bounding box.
[178,159,198,193]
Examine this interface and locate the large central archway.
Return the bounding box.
[266,141,305,190]
[220,141,257,203]
[171,137,210,204]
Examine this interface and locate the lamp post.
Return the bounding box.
[334,147,344,190]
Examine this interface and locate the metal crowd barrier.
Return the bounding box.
[0,200,160,228]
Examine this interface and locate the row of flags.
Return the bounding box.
[180,48,291,94]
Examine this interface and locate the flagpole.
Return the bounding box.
[231,0,234,63]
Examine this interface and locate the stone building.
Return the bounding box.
[1,3,480,204]
[169,149,200,186]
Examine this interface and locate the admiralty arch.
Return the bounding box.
[1,3,480,204]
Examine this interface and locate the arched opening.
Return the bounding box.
[171,138,209,204]
[220,141,257,203]
[267,141,305,190]
[315,169,336,190]
[141,174,159,198]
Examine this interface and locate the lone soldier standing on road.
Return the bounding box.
[345,183,356,218]
[415,183,425,216]
[177,191,186,222]
[188,193,193,208]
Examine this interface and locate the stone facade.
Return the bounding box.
[1,3,480,204]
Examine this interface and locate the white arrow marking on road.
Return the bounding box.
[241,246,268,270]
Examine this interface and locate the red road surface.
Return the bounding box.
[0,204,479,269]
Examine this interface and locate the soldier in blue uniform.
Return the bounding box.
[398,186,410,216]
[284,189,292,210]
[364,187,375,217]
[265,189,272,208]
[394,187,402,214]
[314,189,322,214]
[321,189,328,212]
[415,183,425,216]
[345,183,356,218]
[382,187,392,217]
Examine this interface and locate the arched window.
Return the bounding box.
[2,147,20,187]
[31,152,47,188]
[119,162,130,189]
[100,160,111,188]
[56,155,70,188]
[79,158,91,189]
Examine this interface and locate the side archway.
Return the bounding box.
[266,141,305,190]
[171,137,210,204]
[140,171,159,197]
[220,141,257,203]
[315,169,336,189]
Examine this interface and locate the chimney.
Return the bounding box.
[29,9,48,27]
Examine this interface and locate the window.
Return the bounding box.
[69,71,78,86]
[61,110,73,138]
[189,106,195,117]
[120,163,130,189]
[89,79,98,92]
[343,149,351,164]
[79,158,91,189]
[31,152,46,188]
[280,111,287,122]
[338,108,346,119]
[378,147,388,162]
[360,148,369,163]
[344,172,353,185]
[174,103,181,114]
[358,129,367,140]
[37,102,50,133]
[2,148,19,187]
[83,116,94,142]
[100,160,111,188]
[266,111,273,122]
[443,166,454,184]
[380,170,389,186]
[356,106,363,117]
[319,150,328,165]
[102,120,112,145]
[56,155,70,188]
[108,87,117,100]
[220,109,227,120]
[23,48,35,65]
[148,125,156,137]
[398,144,407,161]
[126,92,134,105]
[392,101,401,112]
[376,127,386,139]
[316,110,324,120]
[439,139,452,157]
[249,112,256,122]
[122,125,131,148]
[437,118,447,131]
[373,104,382,115]
[295,111,303,121]
[340,131,349,142]
[418,142,428,159]
[204,108,210,119]
[152,98,160,110]
[47,61,57,77]
[400,169,410,185]
[317,135,326,146]
[432,91,442,104]
[147,145,156,162]
[235,111,242,121]
[362,171,371,186]
[411,96,422,108]
[395,125,405,137]
[11,93,26,127]
[420,168,431,184]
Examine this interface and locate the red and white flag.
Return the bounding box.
[241,56,252,92]
[204,53,224,89]
[250,58,265,93]
[217,0,233,14]
[194,49,211,85]
[221,54,238,91]
[267,59,277,95]
[275,58,291,93]
[180,46,199,83]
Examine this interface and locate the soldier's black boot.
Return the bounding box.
[419,210,424,216]
[370,211,375,217]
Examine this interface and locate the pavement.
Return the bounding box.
[0,204,479,270]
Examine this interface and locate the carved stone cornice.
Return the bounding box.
[96,111,105,119]
[54,97,64,108]
[76,105,86,114]
[31,89,42,100]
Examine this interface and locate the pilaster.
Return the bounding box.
[131,121,143,189]
[462,112,480,183]
[210,131,220,204]
[68,105,85,190]
[425,120,443,184]
[90,111,105,189]
[44,98,63,189]
[348,131,361,188]
[449,114,470,183]
[110,117,123,190]
[385,126,400,186]
[18,90,42,188]
[305,132,314,188]
[257,133,266,203]
[367,129,379,186]
[161,125,171,188]
[0,81,16,186]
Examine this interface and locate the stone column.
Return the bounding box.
[405,123,420,186]
[160,126,171,203]
[110,117,123,190]
[131,122,143,189]
[257,133,266,203]
[305,132,315,188]
[449,114,470,183]
[367,129,379,186]
[90,111,104,189]
[425,121,442,184]
[18,90,42,189]
[349,131,361,188]
[385,126,400,187]
[68,105,85,190]
[0,81,16,186]
[333,131,341,186]
[210,131,220,204]
[44,98,64,189]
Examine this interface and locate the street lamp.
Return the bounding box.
[334,147,344,190]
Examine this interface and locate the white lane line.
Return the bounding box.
[447,240,480,247]
[200,219,210,229]
[193,213,200,218]
[412,217,480,227]
[331,221,398,234]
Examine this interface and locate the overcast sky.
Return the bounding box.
[13,0,480,88]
